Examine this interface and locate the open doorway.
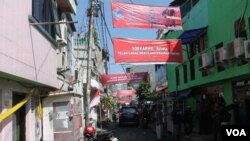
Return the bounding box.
[13,92,26,141]
[233,84,250,125]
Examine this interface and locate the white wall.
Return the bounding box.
[0,0,57,87]
[0,79,41,141]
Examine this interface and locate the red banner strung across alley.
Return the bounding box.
[116,89,136,104]
[113,38,183,64]
[101,72,148,85]
[111,1,182,30]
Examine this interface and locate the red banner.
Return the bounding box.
[101,72,148,85]
[111,1,182,30]
[117,89,136,104]
[113,38,183,64]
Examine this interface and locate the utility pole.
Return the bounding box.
[84,0,95,126]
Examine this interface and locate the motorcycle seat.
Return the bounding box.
[96,131,113,138]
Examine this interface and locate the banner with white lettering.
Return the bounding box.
[111,1,182,30]
[113,38,183,64]
[117,89,136,104]
[101,72,148,85]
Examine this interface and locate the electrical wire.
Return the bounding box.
[100,1,110,73]
[97,2,127,74]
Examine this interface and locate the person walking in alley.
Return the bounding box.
[155,105,163,140]
[172,103,182,141]
[212,97,231,141]
[141,105,150,128]
[183,106,193,139]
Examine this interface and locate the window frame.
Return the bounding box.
[32,0,57,39]
[234,18,247,38]
[189,31,208,58]
[183,64,188,83]
[176,68,180,86]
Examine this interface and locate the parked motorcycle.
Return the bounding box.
[112,113,117,122]
[142,116,148,128]
[84,124,96,141]
[78,124,118,141]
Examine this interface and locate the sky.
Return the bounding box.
[73,0,172,74]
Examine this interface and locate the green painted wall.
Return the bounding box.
[209,0,250,46]
[166,0,209,92]
[166,0,250,93]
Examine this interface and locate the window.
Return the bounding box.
[216,42,226,72]
[249,17,250,38]
[32,0,56,38]
[235,18,247,38]
[121,108,137,114]
[190,60,195,80]
[183,65,188,83]
[191,0,200,6]
[189,32,208,57]
[201,69,208,77]
[176,68,180,85]
[62,52,66,66]
[126,68,131,73]
[155,65,159,71]
[74,37,87,46]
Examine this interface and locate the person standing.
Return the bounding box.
[172,103,182,141]
[155,105,163,140]
[141,105,150,128]
[183,106,193,138]
[212,97,231,141]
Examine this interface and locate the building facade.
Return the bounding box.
[126,65,156,90]
[0,0,79,141]
[165,0,250,132]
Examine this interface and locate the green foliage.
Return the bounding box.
[136,81,153,101]
[150,91,162,102]
[101,96,116,109]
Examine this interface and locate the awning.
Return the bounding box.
[179,27,207,44]
[175,89,192,100]
[155,84,167,92]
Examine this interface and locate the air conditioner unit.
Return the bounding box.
[244,40,250,59]
[57,51,68,70]
[199,52,213,69]
[57,53,63,69]
[225,41,234,60]
[233,37,245,58]
[214,47,226,63]
[56,24,67,47]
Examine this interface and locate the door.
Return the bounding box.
[13,93,26,141]
[53,101,73,141]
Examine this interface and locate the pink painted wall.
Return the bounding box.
[0,0,57,87]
